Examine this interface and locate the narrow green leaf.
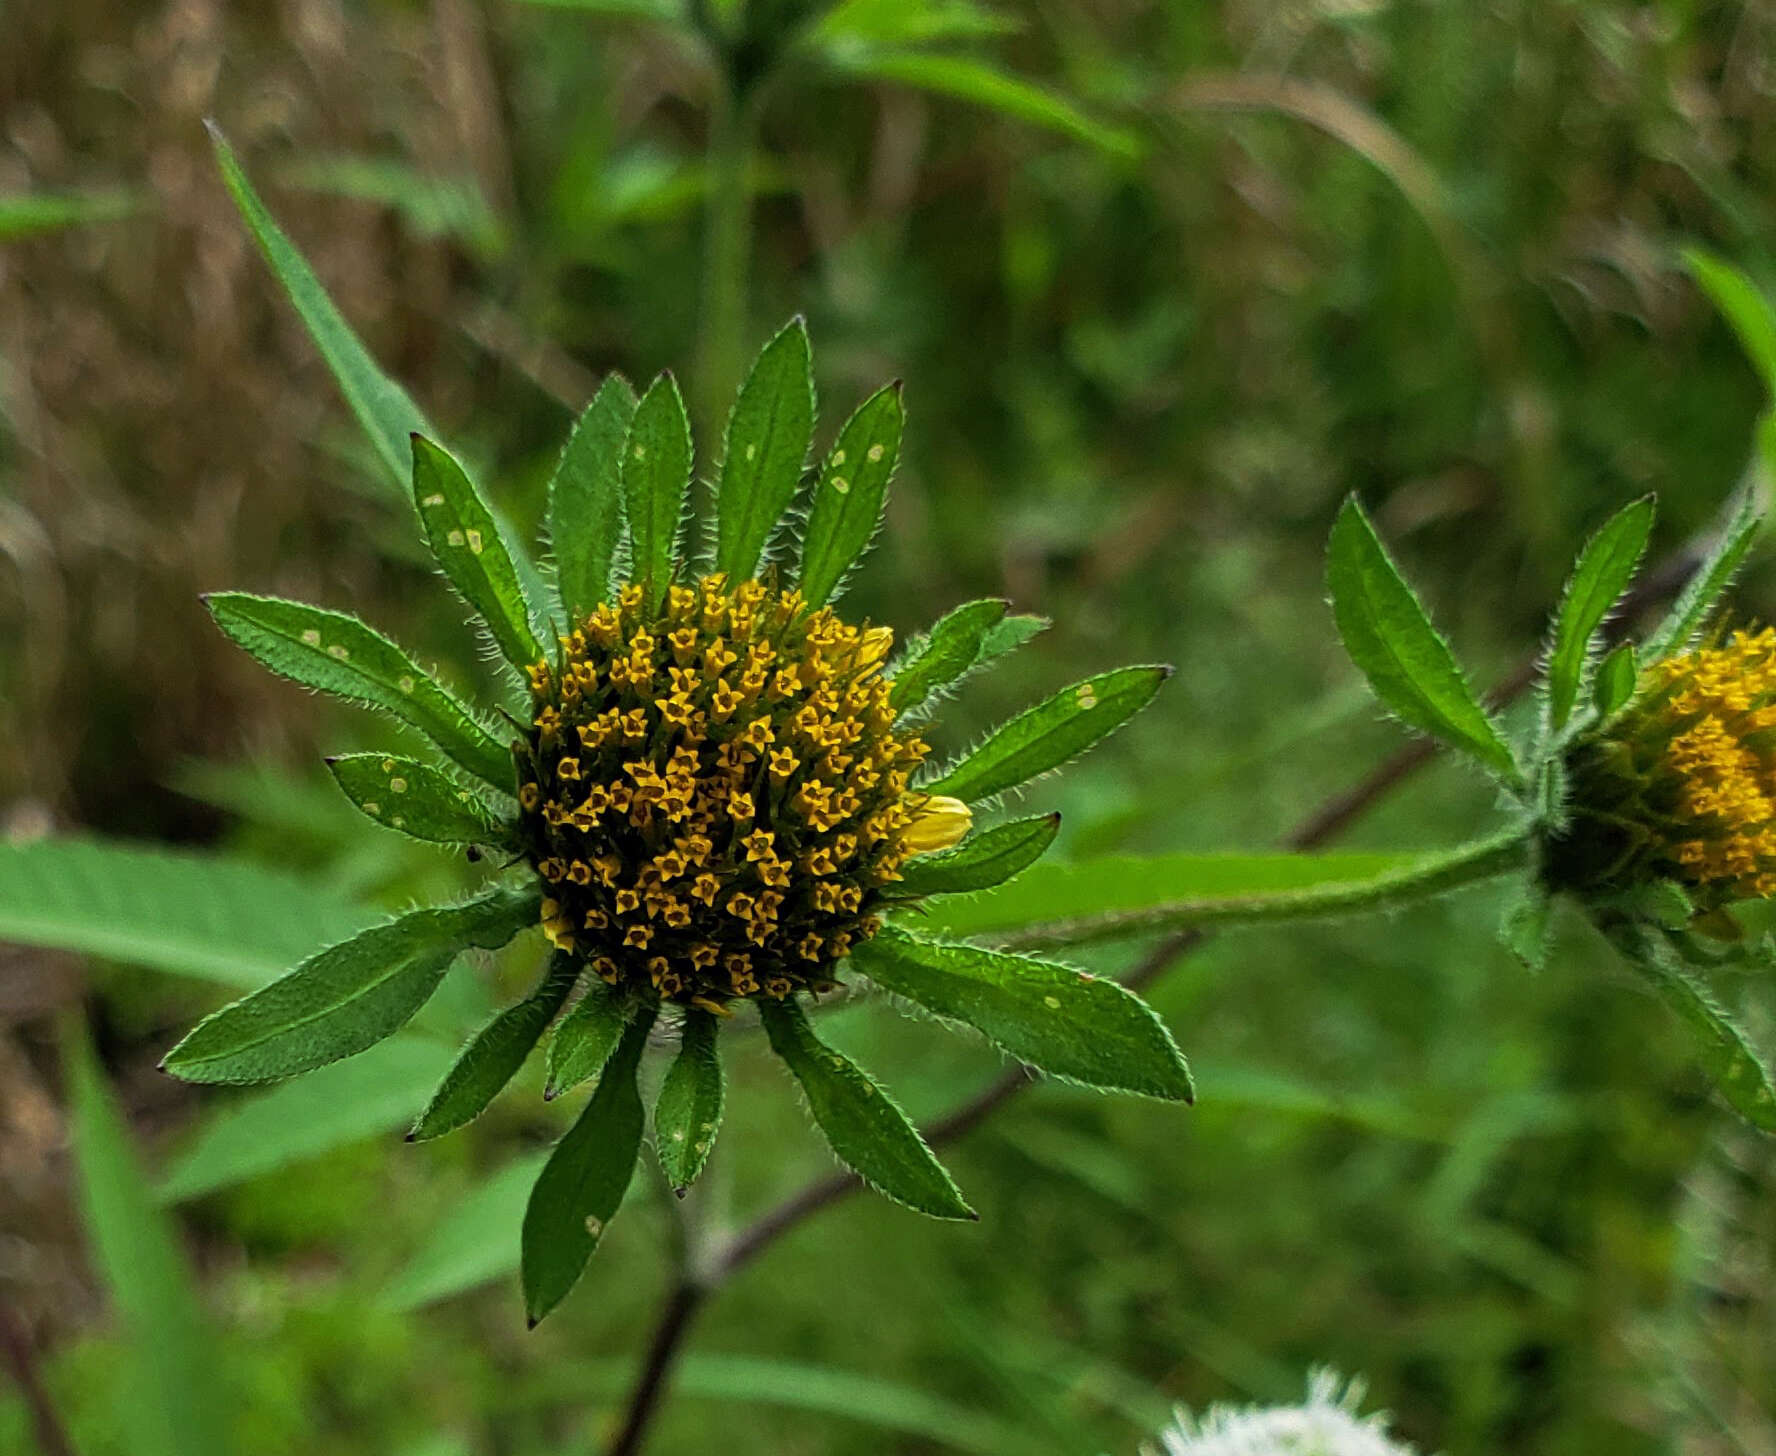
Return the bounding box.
[655,1008,725,1191]
[210,124,431,488]
[206,593,512,787]
[1593,641,1638,720]
[1546,496,1655,730]
[798,382,904,608]
[411,956,580,1141]
[163,886,539,1085]
[1683,246,1776,392]
[550,374,638,623]
[1613,925,1776,1131]
[717,318,816,581]
[411,435,544,670]
[1641,489,1763,662]
[544,982,633,1099]
[925,665,1169,804]
[64,1019,228,1456]
[977,613,1048,661]
[853,928,1193,1100]
[0,187,143,240]
[1326,497,1520,781]
[1499,881,1554,971]
[0,837,375,990]
[159,1037,455,1202]
[621,372,693,612]
[326,753,512,845]
[826,51,1143,159]
[892,813,1060,898]
[888,598,1008,712]
[522,1007,655,1323]
[758,996,975,1220]
[381,1153,548,1311]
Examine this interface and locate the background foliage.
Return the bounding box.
[5,1,1776,1452]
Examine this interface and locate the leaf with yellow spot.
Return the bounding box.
[326,753,513,846]
[654,1007,724,1191]
[797,381,904,608]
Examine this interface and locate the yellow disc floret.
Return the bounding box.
[1555,627,1776,902]
[516,575,968,1003]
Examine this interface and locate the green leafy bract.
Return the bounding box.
[1641,488,1764,663]
[925,666,1168,804]
[411,435,544,670]
[622,372,694,612]
[522,1007,655,1323]
[1326,497,1520,783]
[888,598,1008,712]
[550,374,638,623]
[206,593,511,787]
[411,957,581,1141]
[758,997,975,1220]
[655,1008,725,1191]
[1545,496,1654,731]
[892,813,1060,897]
[545,982,633,1099]
[717,318,816,582]
[1592,642,1638,720]
[326,753,511,845]
[162,886,539,1085]
[852,928,1193,1100]
[798,382,904,608]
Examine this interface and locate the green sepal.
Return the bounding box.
[924,665,1169,804]
[1641,489,1763,663]
[544,981,632,1099]
[325,753,513,847]
[162,885,540,1085]
[1608,922,1776,1131]
[1498,880,1554,970]
[892,813,1060,898]
[1545,496,1655,731]
[850,927,1193,1101]
[409,956,580,1142]
[411,435,544,671]
[1592,642,1638,721]
[797,382,904,608]
[621,372,693,613]
[1326,497,1521,784]
[758,996,975,1220]
[888,598,1008,712]
[716,318,816,582]
[550,374,638,624]
[654,1008,725,1192]
[522,1005,655,1324]
[205,593,511,788]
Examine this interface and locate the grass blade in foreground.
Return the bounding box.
[1683,246,1776,392]
[410,956,580,1141]
[65,1019,228,1456]
[210,124,430,487]
[382,1153,548,1312]
[163,885,539,1084]
[716,318,816,581]
[411,435,544,669]
[759,997,975,1220]
[925,666,1168,804]
[1327,497,1519,783]
[852,928,1192,1100]
[522,1007,654,1324]
[892,813,1060,897]
[550,374,637,623]
[206,593,511,786]
[797,382,904,608]
[1545,496,1655,730]
[622,372,694,611]
[655,1008,725,1191]
[326,753,511,845]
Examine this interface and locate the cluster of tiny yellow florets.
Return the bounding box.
[515,575,967,1006]
[1557,628,1776,902]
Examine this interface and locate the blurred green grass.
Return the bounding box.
[5,1,1776,1453]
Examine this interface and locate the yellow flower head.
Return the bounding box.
[517,575,942,1003]
[1556,627,1776,902]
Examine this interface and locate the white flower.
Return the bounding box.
[1145,1370,1421,1456]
